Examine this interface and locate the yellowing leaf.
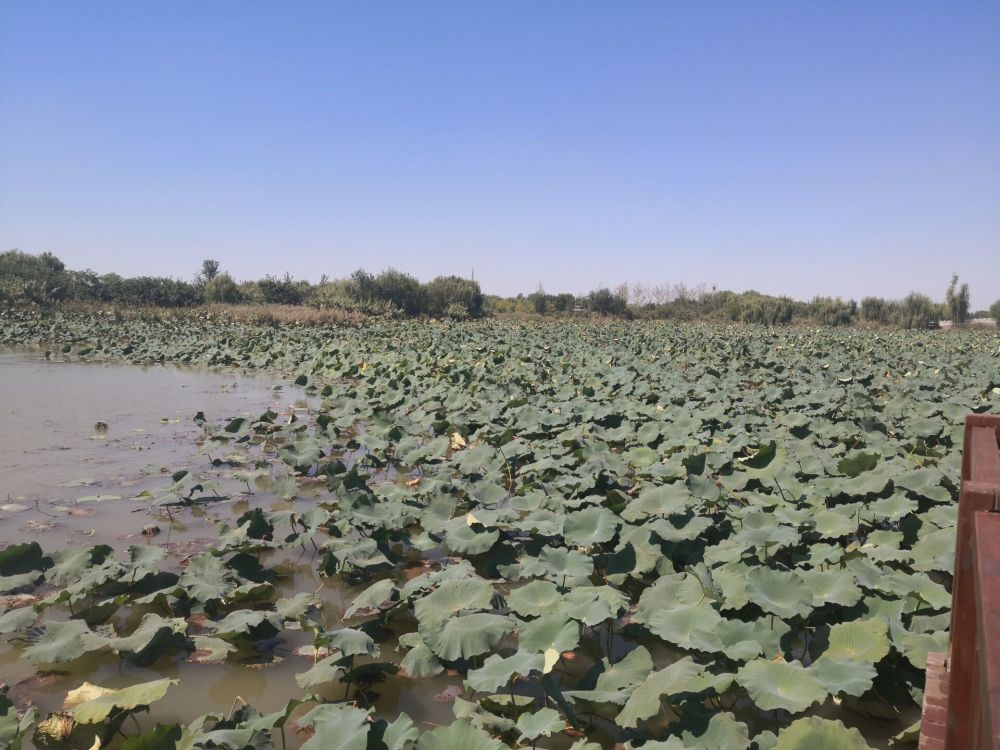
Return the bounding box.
[543,648,560,674]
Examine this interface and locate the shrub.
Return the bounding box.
[424,276,483,318]
[204,273,242,304]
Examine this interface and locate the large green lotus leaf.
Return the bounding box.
[625,445,659,468]
[516,707,564,740]
[210,609,281,639]
[23,619,94,664]
[276,591,319,620]
[736,659,826,713]
[644,602,724,653]
[798,570,863,608]
[562,585,628,626]
[732,513,799,550]
[0,572,42,595]
[0,693,36,750]
[465,650,543,692]
[621,482,695,521]
[518,614,580,653]
[414,578,495,627]
[443,517,499,555]
[295,654,346,690]
[867,493,918,522]
[379,714,420,750]
[824,618,890,663]
[893,467,951,503]
[425,613,514,661]
[877,571,951,610]
[837,452,879,477]
[809,657,876,697]
[300,705,370,750]
[71,678,176,724]
[746,568,812,619]
[811,509,859,539]
[506,580,562,617]
[520,547,594,584]
[635,573,706,622]
[178,554,235,603]
[712,563,749,611]
[715,617,789,662]
[910,527,955,574]
[189,635,235,663]
[324,627,377,658]
[416,721,505,750]
[565,645,652,704]
[344,578,397,619]
[616,657,707,728]
[279,438,324,472]
[772,717,873,749]
[82,613,187,664]
[400,640,444,678]
[0,606,37,634]
[895,629,949,670]
[562,506,620,547]
[640,712,750,750]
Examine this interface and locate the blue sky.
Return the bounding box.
[1,2,998,307]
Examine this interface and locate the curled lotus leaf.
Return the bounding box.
[465,650,544,693]
[515,707,563,741]
[23,619,95,664]
[617,657,707,728]
[413,577,495,627]
[344,578,397,619]
[415,720,505,750]
[518,614,580,654]
[68,678,176,724]
[424,613,514,662]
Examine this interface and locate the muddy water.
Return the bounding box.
[0,350,456,746]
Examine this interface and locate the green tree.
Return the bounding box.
[587,287,628,316]
[424,276,484,318]
[945,274,970,326]
[204,273,241,303]
[199,259,220,284]
[990,299,1000,326]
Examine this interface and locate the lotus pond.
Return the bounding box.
[1,312,999,750]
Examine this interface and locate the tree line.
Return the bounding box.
[2,250,998,328]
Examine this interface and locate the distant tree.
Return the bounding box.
[346,268,425,316]
[424,275,484,318]
[255,273,304,305]
[199,259,220,284]
[990,299,1000,326]
[945,274,970,326]
[204,273,241,304]
[860,296,896,324]
[587,287,628,316]
[899,292,937,329]
[0,250,69,305]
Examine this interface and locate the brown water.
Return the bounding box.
[0,350,456,746]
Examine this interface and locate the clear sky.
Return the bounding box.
[1,2,998,307]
